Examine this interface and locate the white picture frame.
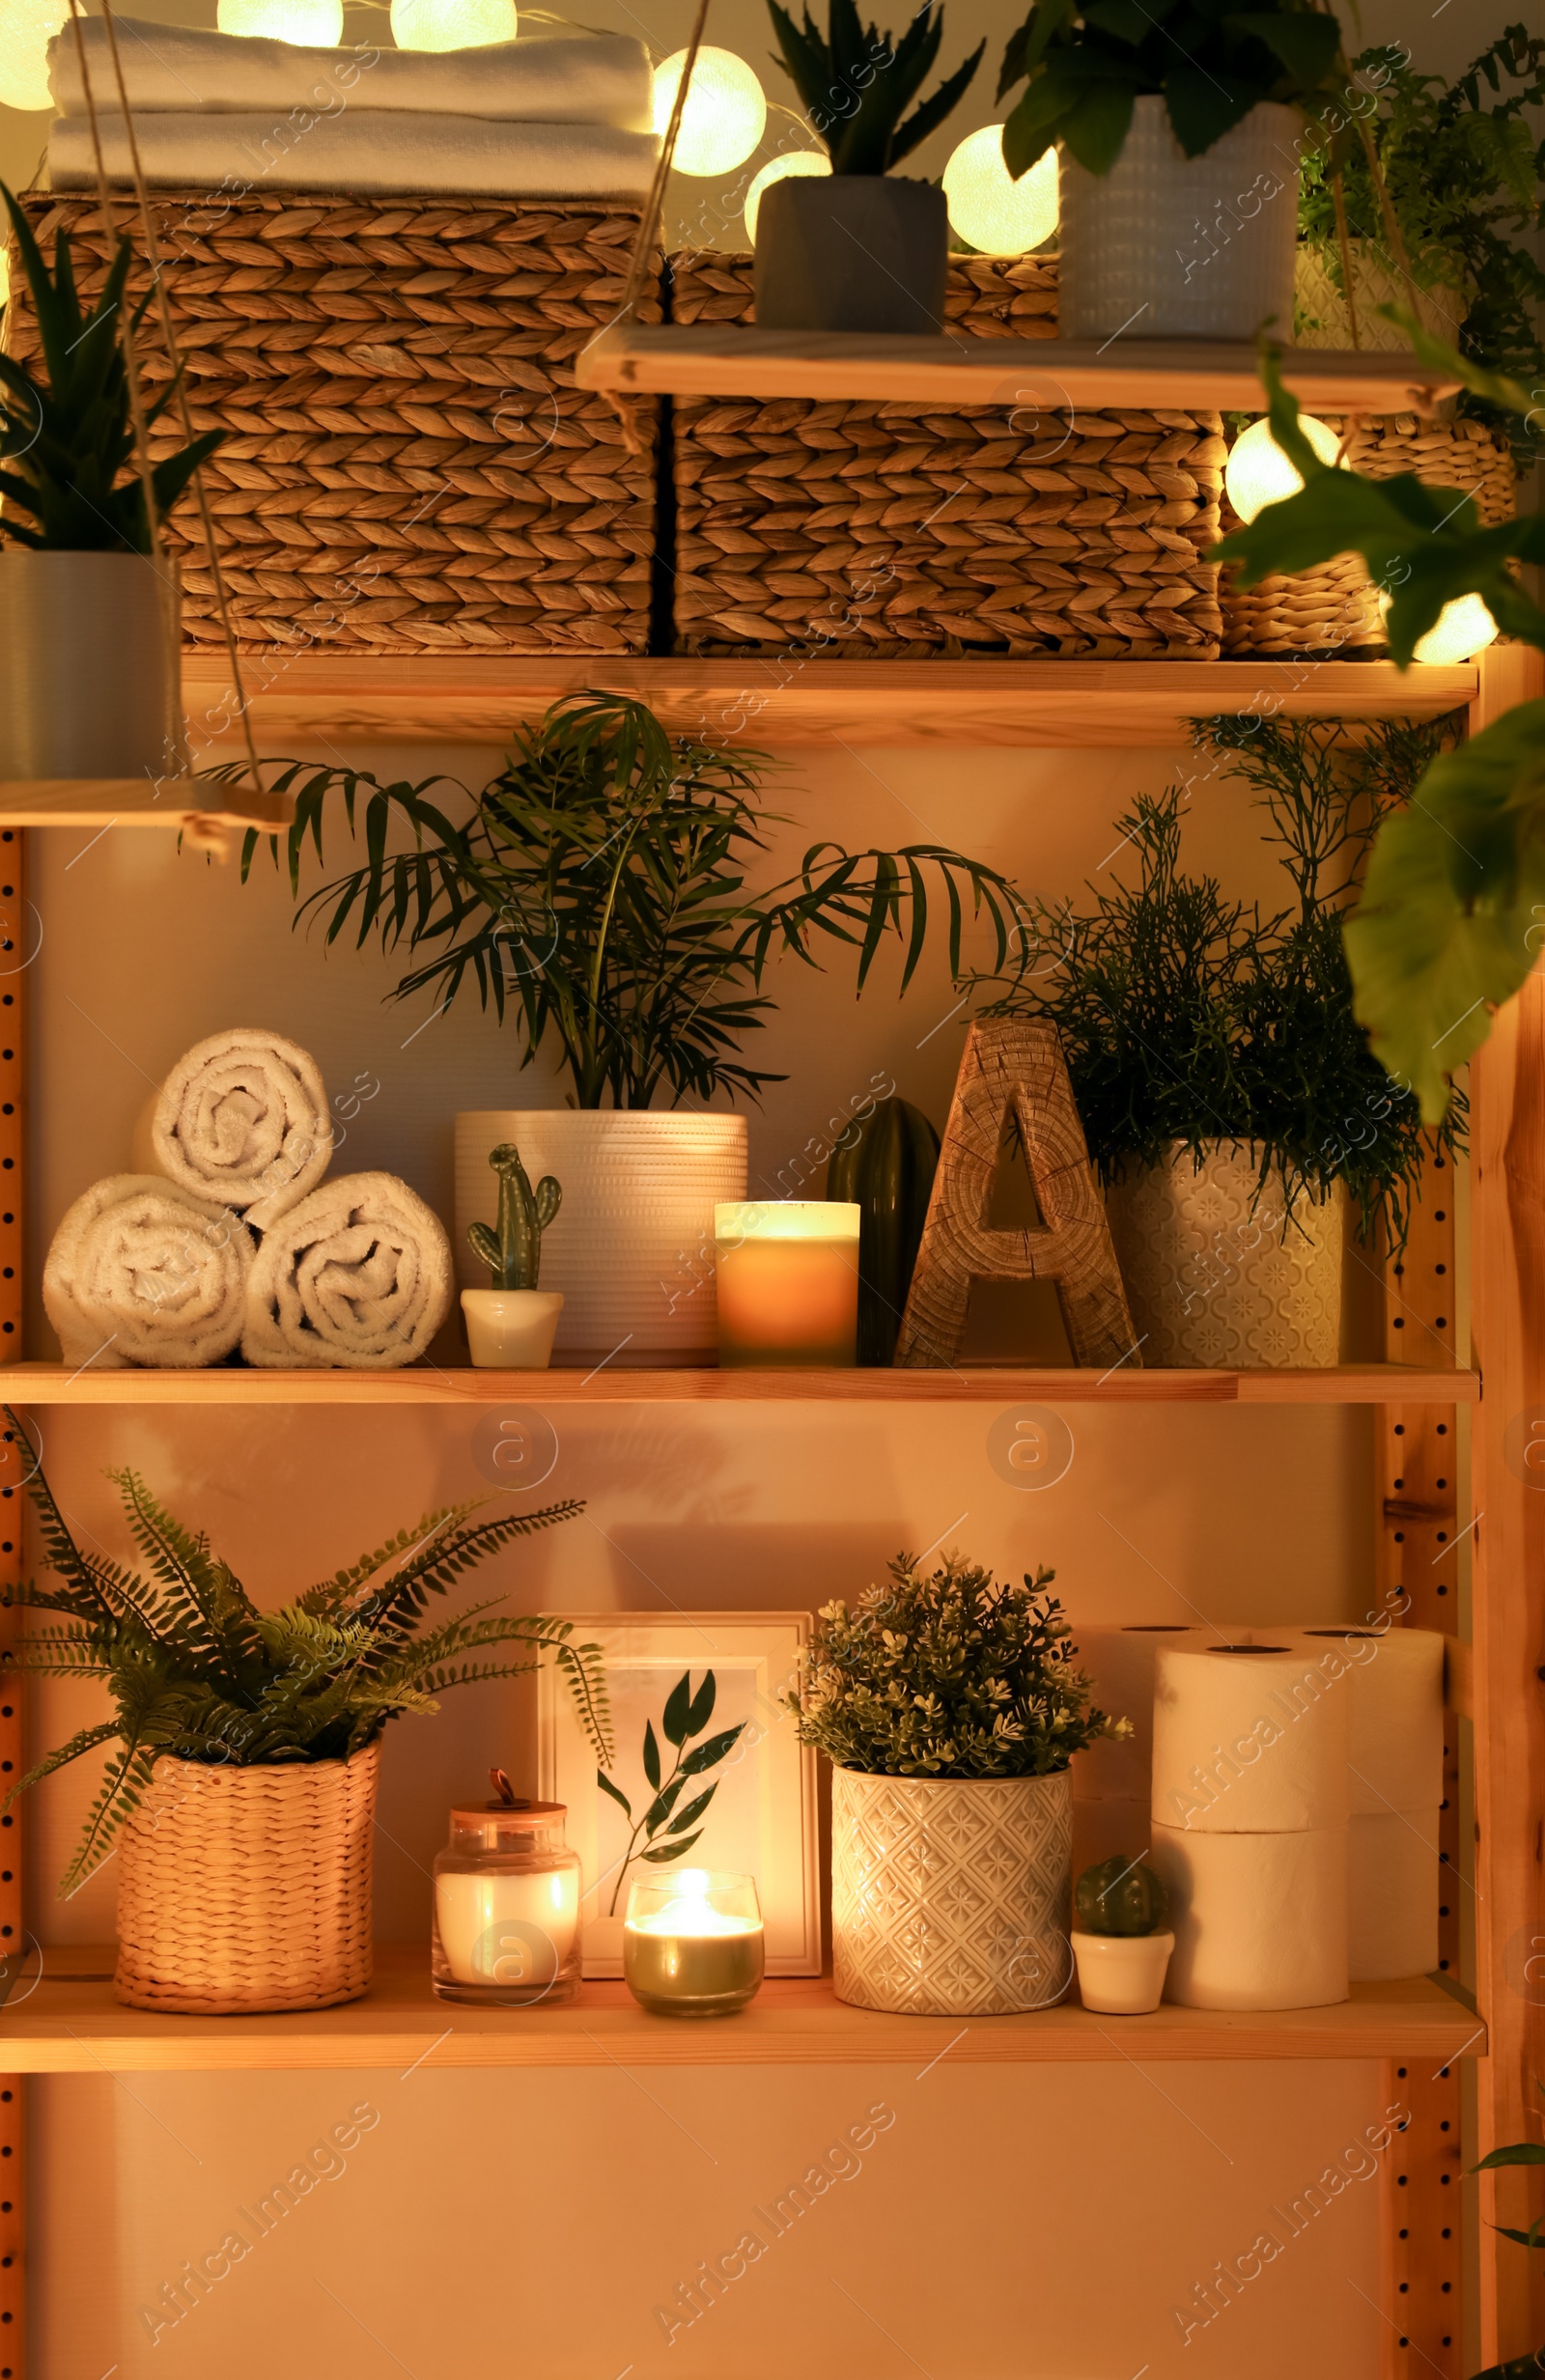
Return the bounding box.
[537,1610,821,1977]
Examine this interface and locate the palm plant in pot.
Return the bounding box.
[758,0,983,331]
[241,691,1030,1366]
[782,1552,1123,2015]
[2,1418,610,2014]
[0,187,223,780]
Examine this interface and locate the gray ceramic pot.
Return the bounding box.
[0,548,176,778]
[753,176,947,334]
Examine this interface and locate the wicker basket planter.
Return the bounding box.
[114,1746,378,2012]
[11,193,660,654]
[669,250,1224,658]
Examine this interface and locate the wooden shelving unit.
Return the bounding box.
[0,1947,1484,2074]
[0,773,292,830]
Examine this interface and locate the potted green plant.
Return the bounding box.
[246,692,1029,1365]
[757,0,983,331]
[463,1140,565,1369]
[976,717,1465,1364]
[782,1552,1123,2015]
[1,1416,609,2014]
[996,0,1344,338]
[0,186,223,780]
[1070,1855,1173,2013]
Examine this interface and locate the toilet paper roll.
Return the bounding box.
[1152,1641,1350,1834]
[1071,1625,1245,1802]
[1150,1821,1348,2009]
[1267,1625,1444,1816]
[1348,1807,1440,1981]
[1073,1798,1151,1882]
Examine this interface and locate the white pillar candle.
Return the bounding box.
[715,1201,860,1367]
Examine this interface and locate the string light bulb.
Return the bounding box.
[0,0,69,110]
[653,45,766,176]
[1224,413,1341,524]
[744,149,829,243]
[217,0,344,40]
[942,127,1057,256]
[1380,590,1499,666]
[391,0,516,49]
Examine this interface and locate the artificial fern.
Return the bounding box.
[0,1412,611,1894]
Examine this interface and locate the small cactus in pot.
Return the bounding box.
[467,1143,562,1291]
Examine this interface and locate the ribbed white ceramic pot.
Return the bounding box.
[455,1111,747,1365]
[831,1768,1073,2016]
[1104,1141,1342,1367]
[1058,98,1300,340]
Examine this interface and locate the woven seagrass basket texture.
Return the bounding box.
[114,1745,378,2013]
[668,250,1224,658]
[10,193,660,653]
[1220,411,1515,658]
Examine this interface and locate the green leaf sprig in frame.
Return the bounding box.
[598,1668,747,1915]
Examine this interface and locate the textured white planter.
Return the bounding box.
[1104,1142,1342,1368]
[831,1768,1072,2016]
[461,1289,563,1369]
[1071,1928,1173,2015]
[1059,98,1300,340]
[0,549,177,778]
[455,1111,746,1365]
[1295,241,1466,353]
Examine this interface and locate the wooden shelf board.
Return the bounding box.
[0,1359,1478,1406]
[182,656,1479,754]
[0,776,289,830]
[575,323,1461,412]
[0,1947,1483,2071]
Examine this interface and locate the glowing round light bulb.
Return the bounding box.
[1223,413,1341,524]
[391,0,515,49]
[217,0,344,40]
[0,0,69,110]
[744,149,829,244]
[653,45,766,177]
[1379,590,1499,666]
[943,126,1058,256]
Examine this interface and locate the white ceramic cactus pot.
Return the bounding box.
[1071,1928,1174,2015]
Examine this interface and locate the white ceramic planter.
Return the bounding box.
[461,1289,564,1369]
[455,1111,747,1366]
[1071,1928,1174,2015]
[1104,1141,1342,1367]
[831,1767,1073,2016]
[1295,241,1466,353]
[1059,97,1300,340]
[0,549,177,778]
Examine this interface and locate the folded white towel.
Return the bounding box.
[43,1176,255,1370]
[152,1028,332,1233]
[49,17,654,131]
[48,107,660,199]
[243,1171,452,1369]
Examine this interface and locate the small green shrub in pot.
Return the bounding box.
[783,1553,1125,2014]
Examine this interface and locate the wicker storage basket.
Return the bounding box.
[1220,412,1515,658]
[669,250,1223,658]
[10,193,659,653]
[114,1745,378,2012]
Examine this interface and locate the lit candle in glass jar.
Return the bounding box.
[624,1869,765,2016]
[715,1201,860,1367]
[432,1794,582,2007]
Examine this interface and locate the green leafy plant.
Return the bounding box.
[781,1551,1124,1777]
[0,185,223,554]
[1075,1855,1168,1935]
[971,718,1465,1240]
[241,693,1031,1111]
[0,1413,610,1893]
[1212,331,1545,1120]
[1298,29,1545,462]
[767,0,983,173]
[1469,2083,1545,2378]
[467,1141,562,1290]
[598,1670,746,1913]
[996,0,1342,180]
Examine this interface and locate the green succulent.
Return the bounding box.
[468,1141,562,1291]
[766,0,984,174]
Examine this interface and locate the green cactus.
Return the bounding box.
[467,1142,562,1291]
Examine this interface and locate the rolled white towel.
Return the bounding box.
[44,1176,255,1371]
[243,1171,452,1369]
[47,108,660,200]
[48,18,655,130]
[152,1029,331,1233]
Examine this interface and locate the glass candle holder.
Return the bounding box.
[623,1869,766,2017]
[432,1799,582,2007]
[715,1201,860,1367]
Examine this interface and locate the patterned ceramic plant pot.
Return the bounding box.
[1104,1141,1342,1368]
[830,1767,1073,2016]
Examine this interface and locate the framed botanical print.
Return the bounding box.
[537,1611,821,1976]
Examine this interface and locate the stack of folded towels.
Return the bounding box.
[47,14,660,198]
[43,1027,454,1371]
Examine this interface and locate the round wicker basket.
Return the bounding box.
[114,1745,379,2014]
